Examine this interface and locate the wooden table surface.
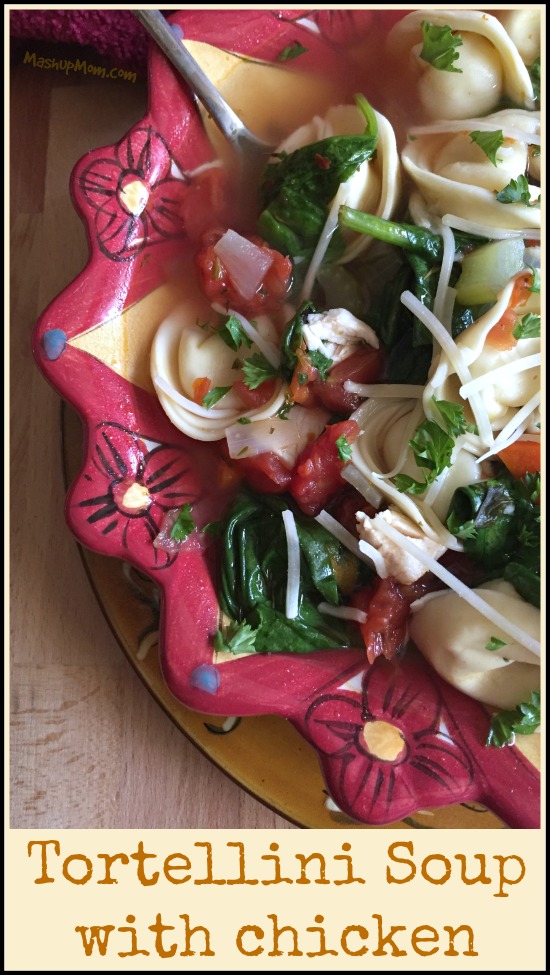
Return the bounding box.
[9,47,295,830]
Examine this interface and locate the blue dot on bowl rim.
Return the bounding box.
[190,664,220,695]
[42,328,67,360]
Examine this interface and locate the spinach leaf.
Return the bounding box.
[280,300,317,380]
[338,208,443,263]
[446,471,540,604]
[258,94,378,260]
[217,492,363,654]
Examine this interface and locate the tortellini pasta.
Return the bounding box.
[409,580,540,709]
[350,396,482,544]
[388,9,536,120]
[276,103,401,264]
[495,10,540,68]
[151,300,287,442]
[425,271,541,441]
[401,108,541,232]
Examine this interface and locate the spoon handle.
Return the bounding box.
[134,9,267,152]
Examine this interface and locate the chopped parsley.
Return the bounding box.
[277,40,308,62]
[513,312,540,340]
[241,353,279,389]
[308,348,333,380]
[486,692,540,747]
[214,620,257,656]
[419,21,463,73]
[469,130,504,166]
[202,385,231,408]
[528,57,540,101]
[169,503,196,542]
[485,636,507,652]
[335,434,352,463]
[237,417,252,425]
[217,314,253,351]
[528,266,540,294]
[496,174,540,207]
[394,399,469,495]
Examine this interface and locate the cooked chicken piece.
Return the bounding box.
[356,507,446,585]
[303,308,379,365]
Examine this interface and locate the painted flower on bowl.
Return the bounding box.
[78,126,187,261]
[74,421,199,568]
[305,655,477,824]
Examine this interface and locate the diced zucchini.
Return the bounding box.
[455,238,525,306]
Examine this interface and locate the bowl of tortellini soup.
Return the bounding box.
[34,8,541,828]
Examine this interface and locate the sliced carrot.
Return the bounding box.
[192,376,211,404]
[486,272,535,350]
[289,347,319,405]
[497,440,541,480]
[486,308,518,350]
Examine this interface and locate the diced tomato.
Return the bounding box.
[312,345,384,414]
[194,232,292,316]
[233,377,277,409]
[289,419,360,516]
[231,451,292,494]
[351,578,410,663]
[498,440,541,481]
[351,574,440,663]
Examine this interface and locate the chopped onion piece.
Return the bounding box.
[213,230,274,300]
[282,510,301,620]
[225,406,327,467]
[432,224,456,331]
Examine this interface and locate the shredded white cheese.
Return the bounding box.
[459,353,541,397]
[300,182,350,302]
[442,214,540,241]
[282,509,301,620]
[318,602,368,624]
[477,391,541,461]
[400,290,495,446]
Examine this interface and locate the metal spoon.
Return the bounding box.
[133,9,277,176]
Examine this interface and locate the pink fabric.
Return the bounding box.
[10,9,149,69]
